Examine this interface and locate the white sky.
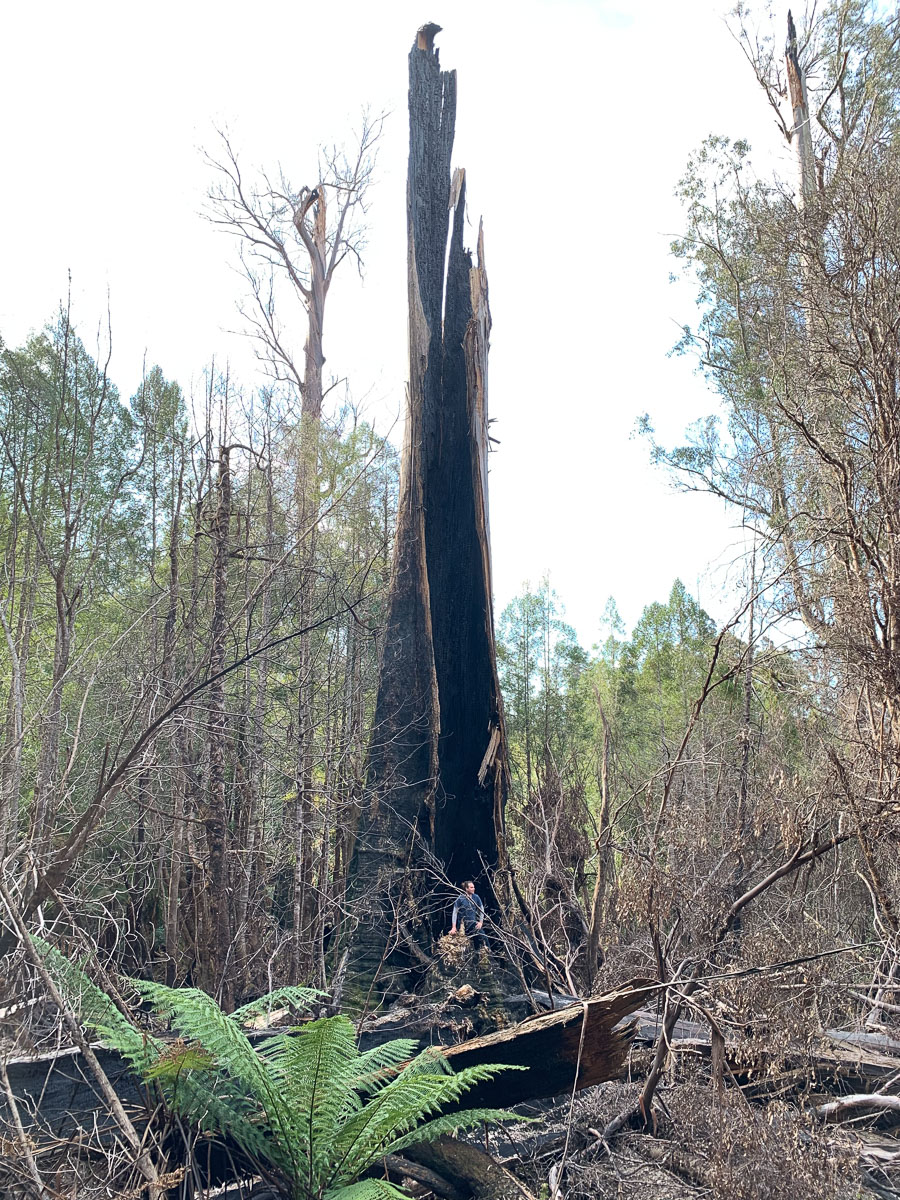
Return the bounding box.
[1,0,796,645]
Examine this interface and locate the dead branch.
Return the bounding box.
[0,875,163,1195]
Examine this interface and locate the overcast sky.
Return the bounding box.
[1,0,796,644]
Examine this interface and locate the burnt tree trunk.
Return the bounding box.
[347,27,508,1000]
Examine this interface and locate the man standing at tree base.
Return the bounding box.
[450,881,487,951]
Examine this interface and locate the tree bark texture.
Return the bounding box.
[786,11,816,210]
[405,1138,538,1200]
[201,445,233,1006]
[348,29,508,998]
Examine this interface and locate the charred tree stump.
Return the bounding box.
[346,26,508,1002]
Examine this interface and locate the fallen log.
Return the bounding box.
[633,1007,900,1094]
[2,981,654,1149]
[405,1137,538,1200]
[827,1030,900,1056]
[381,1152,469,1200]
[442,979,655,1108]
[817,1094,900,1122]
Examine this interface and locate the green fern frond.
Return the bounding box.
[326,1179,410,1200]
[167,1074,276,1167]
[348,1037,421,1093]
[386,1106,532,1156]
[33,938,162,1075]
[398,1047,453,1074]
[351,1037,421,1080]
[232,986,321,1025]
[129,978,300,1175]
[329,1059,527,1185]
[272,1016,362,1172]
[131,980,275,1096]
[422,1059,527,1091]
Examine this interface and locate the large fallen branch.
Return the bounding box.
[442,979,655,1108]
[817,1095,900,1122]
[405,1137,538,1200]
[380,1152,468,1200]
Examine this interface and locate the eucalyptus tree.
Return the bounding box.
[657,0,900,950]
[0,309,144,858]
[205,118,382,420]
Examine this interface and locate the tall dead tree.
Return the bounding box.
[207,121,380,984]
[785,10,816,211]
[347,25,508,998]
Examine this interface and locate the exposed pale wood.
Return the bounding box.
[817,1094,900,1121]
[477,725,502,787]
[786,10,816,208]
[827,1030,900,1056]
[851,991,900,1017]
[416,22,442,53]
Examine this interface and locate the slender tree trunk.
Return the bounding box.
[201,444,234,1006]
[234,448,273,993]
[162,458,192,983]
[587,692,614,984]
[31,574,74,854]
[736,543,756,884]
[0,603,25,857]
[286,393,324,984]
[1,518,39,857]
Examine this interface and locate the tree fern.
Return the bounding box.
[33,937,163,1076]
[232,986,321,1025]
[327,1050,525,1189]
[327,1182,410,1200]
[37,946,529,1200]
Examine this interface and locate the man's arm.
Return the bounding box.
[450,896,461,933]
[474,894,484,930]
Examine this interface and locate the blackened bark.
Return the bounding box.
[347,27,507,1000]
[427,175,506,888]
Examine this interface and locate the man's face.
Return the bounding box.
[465,883,475,895]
